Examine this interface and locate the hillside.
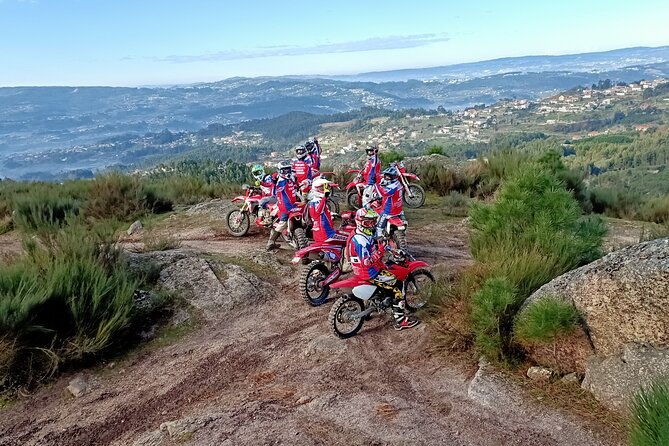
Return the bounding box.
[0,203,627,446]
[2,46,669,179]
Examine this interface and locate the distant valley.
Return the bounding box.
[1,45,668,179]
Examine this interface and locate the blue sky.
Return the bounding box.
[1,0,668,86]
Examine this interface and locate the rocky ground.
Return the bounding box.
[0,202,633,446]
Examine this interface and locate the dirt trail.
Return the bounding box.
[0,217,622,446]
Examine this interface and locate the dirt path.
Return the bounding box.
[0,217,622,446]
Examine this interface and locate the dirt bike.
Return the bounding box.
[345,164,426,210]
[225,184,274,237]
[291,211,356,306]
[327,250,434,338]
[368,199,409,252]
[226,185,309,250]
[390,161,426,209]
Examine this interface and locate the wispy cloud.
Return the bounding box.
[157,33,450,64]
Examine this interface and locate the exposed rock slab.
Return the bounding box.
[523,237,669,357]
[582,343,669,412]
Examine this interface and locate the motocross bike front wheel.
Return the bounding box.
[346,190,360,210]
[300,261,331,306]
[225,209,250,237]
[404,269,435,311]
[329,295,365,339]
[403,184,426,208]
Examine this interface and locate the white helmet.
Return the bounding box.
[311,177,332,199]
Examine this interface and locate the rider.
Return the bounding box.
[361,145,381,207]
[305,138,322,170]
[267,160,299,251]
[291,145,315,203]
[309,177,347,244]
[346,208,419,330]
[252,164,277,225]
[374,165,406,238]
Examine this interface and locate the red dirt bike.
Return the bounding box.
[345,162,426,210]
[225,184,272,237]
[225,185,309,250]
[327,249,434,338]
[290,211,356,306]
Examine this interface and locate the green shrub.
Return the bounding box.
[471,277,518,360]
[86,173,172,220]
[425,145,445,156]
[470,168,606,277]
[0,224,138,388]
[143,232,182,252]
[379,150,405,164]
[630,380,669,446]
[514,297,579,343]
[13,191,80,233]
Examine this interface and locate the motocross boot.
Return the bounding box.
[392,300,419,331]
[266,229,281,251]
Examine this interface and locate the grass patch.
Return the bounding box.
[143,232,182,252]
[630,380,669,446]
[471,277,518,361]
[514,297,580,343]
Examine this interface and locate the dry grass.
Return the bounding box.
[507,369,627,442]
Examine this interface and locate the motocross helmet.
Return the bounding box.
[311,177,331,199]
[277,160,292,179]
[305,139,315,152]
[251,164,265,181]
[294,145,308,160]
[365,145,379,158]
[354,208,379,236]
[381,166,400,185]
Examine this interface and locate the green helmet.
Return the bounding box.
[251,164,265,180]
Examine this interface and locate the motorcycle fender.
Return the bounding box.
[404,173,420,181]
[407,260,430,270]
[352,284,377,301]
[388,217,404,226]
[345,181,358,191]
[231,196,246,203]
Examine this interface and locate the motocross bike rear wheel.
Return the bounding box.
[403,184,426,208]
[294,227,309,250]
[346,190,360,210]
[225,209,250,237]
[329,295,365,338]
[404,269,435,311]
[326,197,340,215]
[300,261,331,306]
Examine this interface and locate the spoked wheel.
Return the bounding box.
[225,209,250,236]
[405,269,435,311]
[300,261,331,306]
[329,295,365,338]
[346,190,360,210]
[404,184,426,208]
[326,197,340,216]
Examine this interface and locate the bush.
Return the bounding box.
[379,150,405,165]
[0,224,138,388]
[514,298,579,343]
[471,277,518,360]
[143,232,182,252]
[13,191,80,233]
[630,380,669,446]
[464,165,605,360]
[86,173,172,220]
[425,145,445,156]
